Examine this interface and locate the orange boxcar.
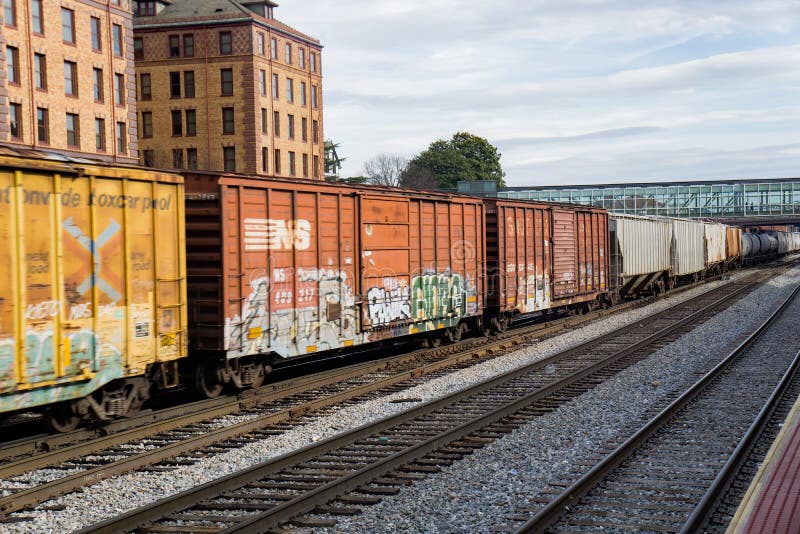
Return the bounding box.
[184,173,485,390]
[484,199,609,327]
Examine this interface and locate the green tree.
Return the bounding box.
[405,132,505,189]
[324,140,345,180]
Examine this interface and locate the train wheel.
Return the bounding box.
[426,332,443,348]
[195,364,224,399]
[249,363,266,389]
[447,325,463,343]
[45,401,81,433]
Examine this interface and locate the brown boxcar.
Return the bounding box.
[183,173,485,391]
[484,199,609,327]
[726,226,743,267]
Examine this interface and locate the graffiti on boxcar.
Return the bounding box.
[63,217,123,302]
[366,279,411,326]
[226,268,358,357]
[243,218,311,252]
[411,272,467,320]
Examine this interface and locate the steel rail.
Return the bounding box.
[514,280,800,533]
[79,269,774,533]
[680,353,800,532]
[0,276,698,517]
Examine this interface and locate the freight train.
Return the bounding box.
[0,150,797,431]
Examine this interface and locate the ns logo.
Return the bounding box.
[243,218,312,251]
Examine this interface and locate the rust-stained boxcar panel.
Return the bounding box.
[0,155,186,413]
[726,226,742,263]
[484,199,608,317]
[184,173,484,359]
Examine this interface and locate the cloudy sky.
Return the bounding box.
[277,1,800,186]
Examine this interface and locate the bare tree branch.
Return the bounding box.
[363,153,408,187]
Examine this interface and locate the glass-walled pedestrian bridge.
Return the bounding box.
[476,178,800,220]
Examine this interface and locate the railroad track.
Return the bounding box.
[512,278,800,533]
[0,266,735,519]
[74,267,786,533]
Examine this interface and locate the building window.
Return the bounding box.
[140,73,151,100]
[141,112,153,138]
[272,73,278,99]
[5,46,18,84]
[287,114,295,139]
[288,151,296,176]
[270,37,277,59]
[257,33,264,55]
[299,48,305,69]
[3,0,15,27]
[93,68,104,101]
[112,24,123,56]
[37,108,49,143]
[313,155,320,179]
[184,71,195,98]
[91,17,102,51]
[311,85,318,109]
[187,148,198,170]
[302,153,308,177]
[135,1,156,16]
[185,109,196,136]
[64,61,78,96]
[61,8,75,43]
[95,118,106,151]
[142,149,154,167]
[224,146,236,172]
[310,52,317,73]
[171,110,182,136]
[300,81,307,106]
[261,108,268,134]
[302,117,308,142]
[66,113,80,148]
[219,32,232,55]
[262,147,268,172]
[312,119,319,143]
[116,122,127,153]
[172,148,183,169]
[286,78,294,103]
[274,149,281,174]
[222,107,234,134]
[183,34,194,57]
[115,73,125,105]
[259,70,267,96]
[31,0,42,33]
[273,111,280,137]
[220,68,233,95]
[285,42,292,64]
[9,102,21,140]
[170,72,181,98]
[134,37,144,60]
[168,35,180,57]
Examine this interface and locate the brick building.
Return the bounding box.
[0,0,138,163]
[134,0,324,178]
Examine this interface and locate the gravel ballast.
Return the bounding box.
[322,268,800,534]
[1,268,794,533]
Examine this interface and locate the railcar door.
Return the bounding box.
[358,195,412,332]
[552,209,578,297]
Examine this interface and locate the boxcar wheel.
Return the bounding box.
[196,364,224,399]
[45,402,82,433]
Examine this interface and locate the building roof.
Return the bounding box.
[135,0,320,46]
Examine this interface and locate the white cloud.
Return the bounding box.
[275,1,800,182]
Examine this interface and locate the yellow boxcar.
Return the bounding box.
[0,151,186,430]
